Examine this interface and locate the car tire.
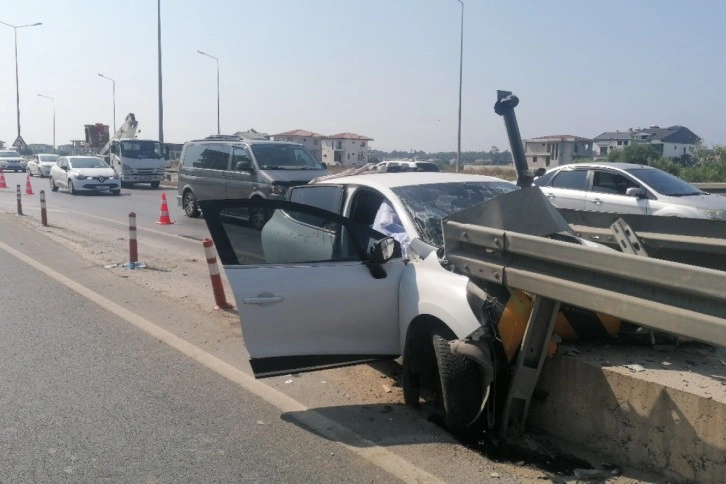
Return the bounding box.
[27,169,33,177]
[49,176,58,192]
[183,190,200,218]
[150,181,160,189]
[111,189,121,196]
[431,331,484,434]
[68,180,76,195]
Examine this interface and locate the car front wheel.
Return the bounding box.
[431,331,484,434]
[68,180,76,195]
[49,176,58,192]
[183,190,200,218]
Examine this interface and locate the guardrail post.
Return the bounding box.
[499,296,561,440]
[203,238,233,310]
[16,185,22,215]
[40,190,48,226]
[128,212,138,268]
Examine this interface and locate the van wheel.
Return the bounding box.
[150,181,160,189]
[431,331,483,434]
[183,190,201,218]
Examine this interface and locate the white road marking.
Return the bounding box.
[0,239,443,484]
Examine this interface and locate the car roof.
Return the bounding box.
[315,171,513,190]
[554,162,656,171]
[67,155,104,160]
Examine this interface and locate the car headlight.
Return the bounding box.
[697,208,726,221]
[270,183,287,195]
[75,173,88,180]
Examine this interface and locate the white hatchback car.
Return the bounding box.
[200,172,612,434]
[534,162,726,220]
[26,153,59,177]
[49,156,121,195]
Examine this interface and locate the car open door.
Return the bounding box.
[201,198,405,378]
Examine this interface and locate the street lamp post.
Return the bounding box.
[37,93,55,150]
[197,50,220,135]
[98,73,116,133]
[455,0,464,173]
[158,0,164,144]
[0,20,42,143]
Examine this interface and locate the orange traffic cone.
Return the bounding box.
[0,170,7,189]
[156,192,174,225]
[25,174,34,195]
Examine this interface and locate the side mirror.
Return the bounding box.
[369,237,395,264]
[163,145,170,160]
[626,187,645,198]
[235,161,254,172]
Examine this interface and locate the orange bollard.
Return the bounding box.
[203,238,233,310]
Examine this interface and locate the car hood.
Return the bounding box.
[660,193,726,211]
[73,167,117,177]
[1,157,25,163]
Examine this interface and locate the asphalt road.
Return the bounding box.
[1,171,210,241]
[0,223,403,483]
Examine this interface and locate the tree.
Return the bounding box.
[608,144,659,165]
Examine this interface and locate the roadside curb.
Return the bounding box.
[530,345,726,483]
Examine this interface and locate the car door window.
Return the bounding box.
[201,199,393,266]
[551,170,588,190]
[592,171,638,195]
[288,185,345,214]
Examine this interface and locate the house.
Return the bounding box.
[271,129,324,162]
[594,125,700,160]
[631,125,700,159]
[523,135,593,168]
[593,131,633,157]
[321,133,373,167]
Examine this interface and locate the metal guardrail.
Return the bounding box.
[558,209,726,271]
[693,182,726,194]
[443,222,726,348]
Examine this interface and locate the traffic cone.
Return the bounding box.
[0,170,7,189]
[25,174,34,195]
[156,192,174,225]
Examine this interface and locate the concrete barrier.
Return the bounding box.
[529,344,726,483]
[693,182,726,194]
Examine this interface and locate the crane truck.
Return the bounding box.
[98,113,168,188]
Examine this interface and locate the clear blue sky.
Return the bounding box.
[1,0,725,152]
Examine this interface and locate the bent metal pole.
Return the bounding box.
[16,185,22,215]
[40,189,47,226]
[202,238,233,310]
[128,212,138,267]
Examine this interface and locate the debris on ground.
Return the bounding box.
[624,364,645,373]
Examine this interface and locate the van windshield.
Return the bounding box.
[251,144,324,170]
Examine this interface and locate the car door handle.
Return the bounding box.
[592,198,603,205]
[243,296,284,305]
[544,193,555,199]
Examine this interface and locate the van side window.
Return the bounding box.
[183,144,205,168]
[200,144,231,171]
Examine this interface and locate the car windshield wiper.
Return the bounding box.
[665,191,703,197]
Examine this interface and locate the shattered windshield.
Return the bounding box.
[251,144,324,170]
[120,140,164,159]
[392,181,518,247]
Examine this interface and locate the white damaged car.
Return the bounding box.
[200,171,613,434]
